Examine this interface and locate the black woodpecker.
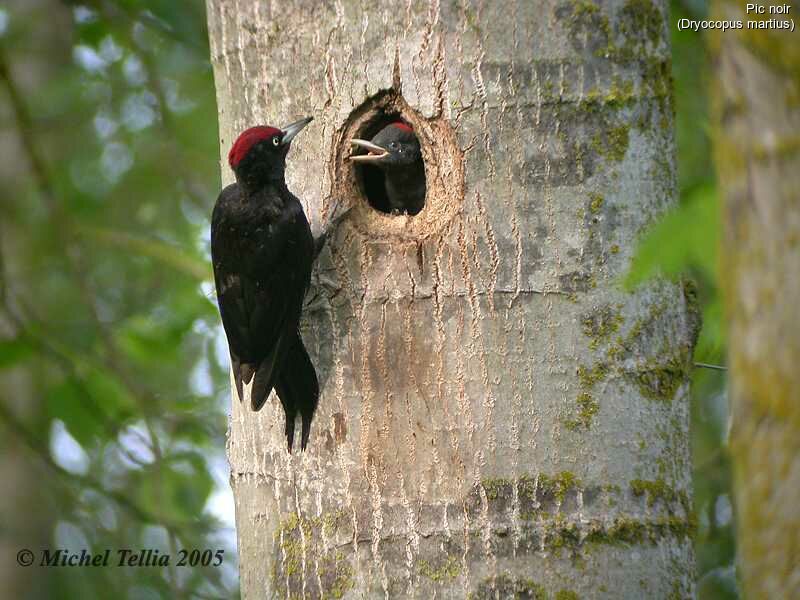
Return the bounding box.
[211,117,319,452]
[349,122,425,215]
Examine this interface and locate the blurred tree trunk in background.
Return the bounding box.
[207,1,696,597]
[712,2,800,597]
[0,1,72,597]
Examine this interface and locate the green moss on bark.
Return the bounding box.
[581,304,623,349]
[578,363,610,388]
[592,124,630,162]
[469,573,546,600]
[482,477,509,501]
[681,278,702,351]
[588,193,604,215]
[565,358,610,431]
[482,472,580,507]
[630,478,690,512]
[620,0,664,47]
[539,471,581,503]
[565,394,599,431]
[630,351,690,402]
[272,511,353,599]
[417,556,460,582]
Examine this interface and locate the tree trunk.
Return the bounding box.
[206,1,695,597]
[0,2,74,597]
[712,2,800,598]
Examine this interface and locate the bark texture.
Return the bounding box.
[206,1,695,597]
[712,2,800,597]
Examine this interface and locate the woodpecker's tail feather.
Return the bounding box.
[250,361,278,412]
[240,363,255,384]
[249,332,292,412]
[283,408,297,454]
[233,361,255,403]
[275,332,319,452]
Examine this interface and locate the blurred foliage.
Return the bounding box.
[626,1,737,598]
[0,1,236,598]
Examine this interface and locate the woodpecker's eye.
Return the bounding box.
[272,136,281,147]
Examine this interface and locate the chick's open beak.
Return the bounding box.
[349,139,389,163]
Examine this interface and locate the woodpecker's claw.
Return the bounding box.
[330,205,353,228]
[313,203,353,259]
[349,139,388,162]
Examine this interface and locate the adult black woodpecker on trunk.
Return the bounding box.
[211,117,318,452]
[349,122,425,215]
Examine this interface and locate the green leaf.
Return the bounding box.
[115,315,186,366]
[46,378,105,446]
[45,366,137,447]
[171,416,216,445]
[0,337,34,369]
[75,19,108,47]
[135,453,213,522]
[625,184,719,289]
[695,296,726,364]
[83,368,138,417]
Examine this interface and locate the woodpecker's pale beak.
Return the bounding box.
[349,139,389,163]
[281,116,313,145]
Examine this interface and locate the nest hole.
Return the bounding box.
[350,111,426,216]
[332,89,464,241]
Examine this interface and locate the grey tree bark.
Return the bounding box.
[712,2,800,597]
[206,1,696,598]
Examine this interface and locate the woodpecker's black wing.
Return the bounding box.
[210,183,314,414]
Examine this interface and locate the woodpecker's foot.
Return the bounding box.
[304,289,323,308]
[329,204,353,228]
[313,235,327,260]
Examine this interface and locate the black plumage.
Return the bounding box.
[211,117,317,452]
